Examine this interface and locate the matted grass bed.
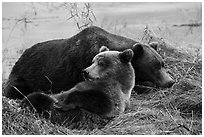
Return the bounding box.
[2,36,202,134]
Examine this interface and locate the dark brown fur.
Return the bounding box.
[5,26,174,99]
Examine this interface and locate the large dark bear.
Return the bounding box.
[4,26,174,99]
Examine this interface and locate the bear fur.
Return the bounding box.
[4,26,174,99]
[20,46,135,118]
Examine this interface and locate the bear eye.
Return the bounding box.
[154,62,161,70]
[98,61,105,67]
[161,61,165,68]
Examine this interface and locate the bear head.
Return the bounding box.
[83,46,134,79]
[82,46,135,92]
[131,42,175,88]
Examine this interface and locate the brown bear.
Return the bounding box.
[4,26,174,99]
[20,46,135,118]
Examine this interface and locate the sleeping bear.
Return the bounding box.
[4,26,174,99]
[20,46,135,118]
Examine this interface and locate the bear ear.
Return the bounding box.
[149,42,158,51]
[119,49,134,63]
[99,46,109,53]
[132,43,143,58]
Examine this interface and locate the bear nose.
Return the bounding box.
[82,70,89,78]
[166,80,175,88]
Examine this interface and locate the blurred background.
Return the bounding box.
[2,2,202,80]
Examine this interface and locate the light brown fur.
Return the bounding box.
[21,46,135,118]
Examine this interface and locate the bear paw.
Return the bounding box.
[53,102,77,112]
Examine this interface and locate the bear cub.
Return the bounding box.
[21,46,135,118]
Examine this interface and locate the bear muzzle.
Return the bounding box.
[155,69,175,88]
[82,70,97,81]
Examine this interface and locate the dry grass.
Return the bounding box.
[2,26,202,135]
[2,3,202,135]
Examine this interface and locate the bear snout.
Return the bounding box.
[157,75,175,88]
[82,70,89,79]
[165,79,175,88]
